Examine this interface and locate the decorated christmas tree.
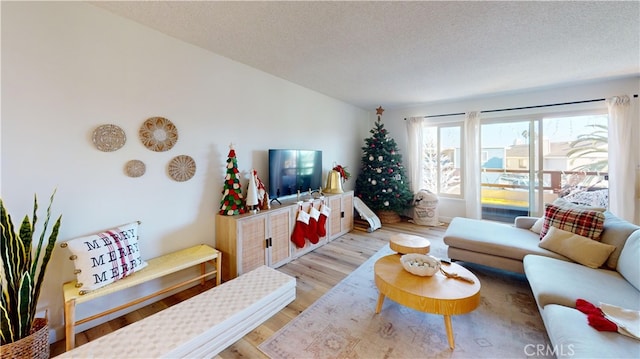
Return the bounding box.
[355,106,413,217]
[219,144,246,215]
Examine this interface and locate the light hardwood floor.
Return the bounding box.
[50,219,447,358]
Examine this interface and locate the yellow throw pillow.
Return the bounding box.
[539,226,615,269]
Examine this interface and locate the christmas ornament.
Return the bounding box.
[245,168,259,213]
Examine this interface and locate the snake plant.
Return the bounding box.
[1,190,62,344]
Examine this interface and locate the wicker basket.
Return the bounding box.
[377,210,401,224]
[1,318,49,359]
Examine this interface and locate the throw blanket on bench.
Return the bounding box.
[58,265,296,358]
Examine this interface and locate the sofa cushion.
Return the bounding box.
[541,304,640,358]
[523,255,640,311]
[601,211,640,269]
[530,197,605,234]
[539,227,616,269]
[540,204,605,240]
[617,229,640,292]
[444,217,569,262]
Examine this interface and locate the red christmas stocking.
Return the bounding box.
[291,209,310,248]
[317,204,331,238]
[307,206,321,244]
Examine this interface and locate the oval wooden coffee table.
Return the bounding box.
[374,254,481,349]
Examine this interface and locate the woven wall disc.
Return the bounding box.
[168,155,196,182]
[125,160,146,178]
[92,124,126,152]
[139,117,178,152]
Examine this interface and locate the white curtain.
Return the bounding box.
[607,95,638,222]
[406,117,424,193]
[464,111,482,219]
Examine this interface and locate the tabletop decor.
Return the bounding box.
[400,253,441,276]
[92,124,126,152]
[219,144,245,215]
[168,155,196,182]
[139,117,178,152]
[332,164,351,182]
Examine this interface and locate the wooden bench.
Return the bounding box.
[58,265,296,358]
[63,244,220,351]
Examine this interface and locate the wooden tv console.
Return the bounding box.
[215,191,353,281]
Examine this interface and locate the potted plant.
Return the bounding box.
[1,190,62,358]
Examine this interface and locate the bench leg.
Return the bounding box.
[200,262,206,286]
[65,298,76,351]
[215,252,222,286]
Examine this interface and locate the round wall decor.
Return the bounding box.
[139,117,178,152]
[125,160,146,178]
[92,124,126,152]
[168,155,196,182]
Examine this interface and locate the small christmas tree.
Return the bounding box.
[219,144,246,215]
[355,106,413,216]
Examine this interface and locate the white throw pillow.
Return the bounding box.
[63,222,148,294]
[539,226,615,268]
[617,230,640,291]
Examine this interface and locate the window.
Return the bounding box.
[480,113,609,222]
[422,123,463,197]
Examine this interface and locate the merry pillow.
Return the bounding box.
[62,221,147,294]
[540,204,605,240]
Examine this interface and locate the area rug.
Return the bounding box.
[259,239,551,358]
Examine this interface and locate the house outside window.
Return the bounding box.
[419,111,609,223]
[480,112,609,222]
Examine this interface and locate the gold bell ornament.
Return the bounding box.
[324,170,344,194]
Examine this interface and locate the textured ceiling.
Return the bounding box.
[91,1,640,110]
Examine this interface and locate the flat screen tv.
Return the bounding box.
[268,149,322,200]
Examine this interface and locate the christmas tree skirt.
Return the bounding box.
[376,210,401,224]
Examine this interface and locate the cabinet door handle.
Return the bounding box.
[341,211,345,218]
[265,237,272,248]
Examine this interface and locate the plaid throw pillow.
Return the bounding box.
[540,204,605,240]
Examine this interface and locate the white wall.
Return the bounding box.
[1,2,370,342]
[383,76,640,222]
